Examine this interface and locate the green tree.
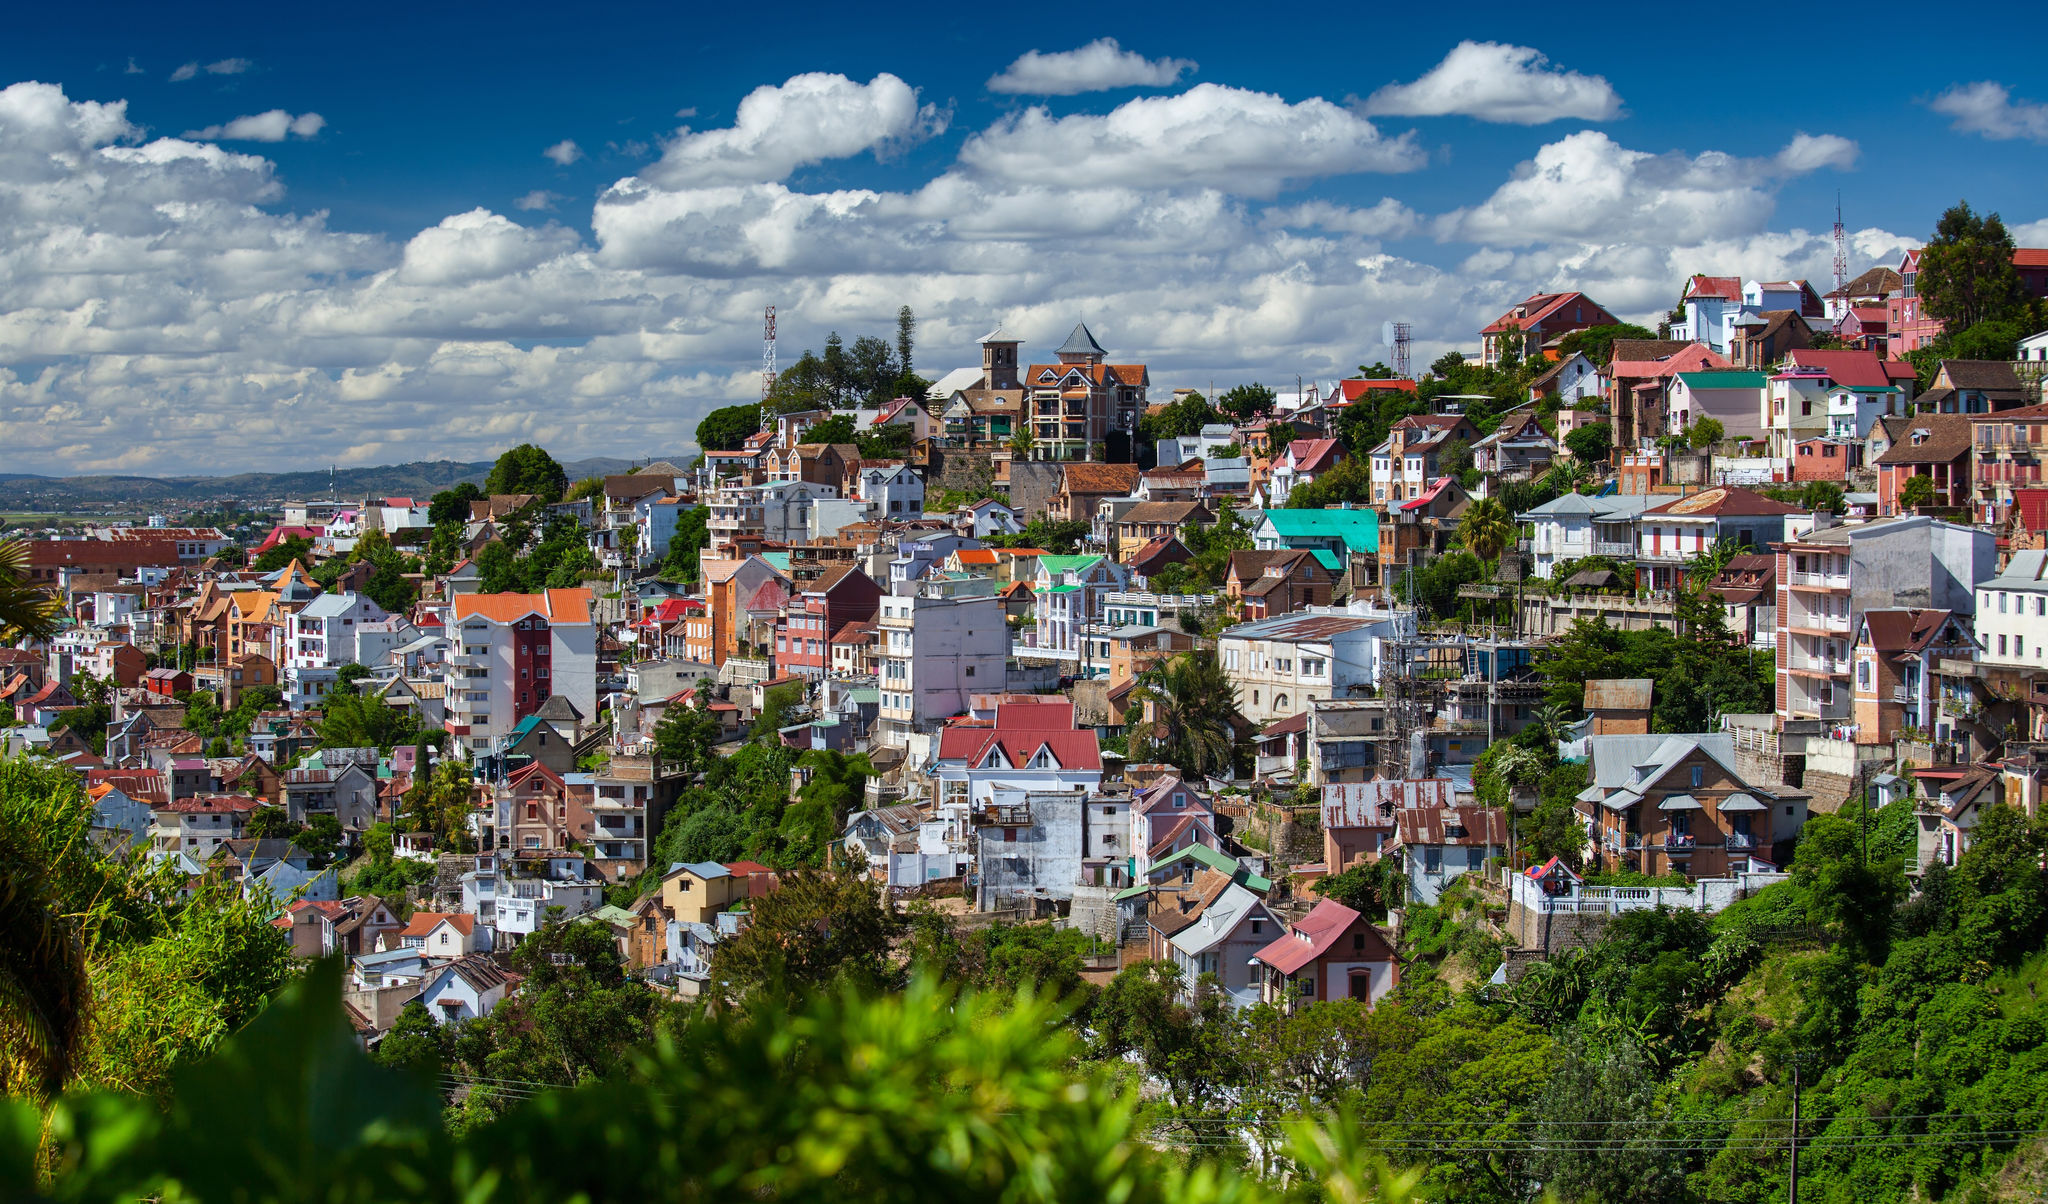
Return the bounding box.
[563,476,605,503]
[1216,382,1277,422]
[1129,649,1240,780]
[427,482,484,525]
[1800,479,1845,513]
[1688,415,1725,449]
[895,304,916,378]
[483,444,568,503]
[803,413,858,445]
[660,504,711,582]
[0,538,60,642]
[251,535,314,574]
[695,403,763,452]
[652,681,721,774]
[1918,200,2026,330]
[778,749,873,868]
[1899,472,1936,509]
[1456,496,1514,561]
[1563,421,1612,463]
[709,867,900,999]
[1312,860,1408,921]
[1553,322,1658,366]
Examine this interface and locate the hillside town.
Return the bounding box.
[11,204,2048,1201]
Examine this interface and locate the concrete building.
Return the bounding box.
[1218,607,1413,727]
[1774,516,1993,726]
[878,575,1008,743]
[446,589,597,758]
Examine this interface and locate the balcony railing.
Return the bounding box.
[1892,686,1918,704]
[1593,540,1637,558]
[1787,571,1850,589]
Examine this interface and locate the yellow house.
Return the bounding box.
[659,859,777,926]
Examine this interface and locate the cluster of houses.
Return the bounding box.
[10,268,2048,1027]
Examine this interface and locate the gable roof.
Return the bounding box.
[1858,607,1958,654]
[1875,414,1974,466]
[1685,275,1744,302]
[1939,360,2025,393]
[1061,462,1142,495]
[1250,898,1386,975]
[1284,438,1343,472]
[1780,349,1914,389]
[1257,507,1379,553]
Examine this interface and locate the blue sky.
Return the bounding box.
[3,0,2044,474]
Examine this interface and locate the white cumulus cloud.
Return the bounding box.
[183,110,325,142]
[513,189,560,211]
[1929,81,2048,143]
[1363,42,1621,124]
[987,38,1195,95]
[0,75,1922,476]
[643,72,946,187]
[1438,130,1858,247]
[543,139,583,165]
[959,83,1422,197]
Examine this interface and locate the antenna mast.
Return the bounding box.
[1831,194,1849,311]
[1392,321,1413,380]
[761,305,778,402]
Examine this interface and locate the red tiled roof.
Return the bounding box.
[452,589,594,625]
[1780,349,1911,390]
[1285,438,1343,473]
[1250,898,1367,975]
[1686,275,1743,302]
[2014,249,2048,270]
[1334,378,1418,400]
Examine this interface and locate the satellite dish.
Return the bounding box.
[1381,320,1397,347]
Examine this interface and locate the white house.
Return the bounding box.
[1156,424,1238,465]
[955,498,1022,539]
[634,494,691,562]
[1217,607,1411,726]
[419,954,514,1024]
[1396,804,1509,904]
[1529,350,1602,404]
[1976,549,2048,670]
[289,591,388,671]
[932,699,1103,810]
[1517,492,1656,580]
[857,462,925,520]
[1028,554,1131,665]
[1160,880,1280,1009]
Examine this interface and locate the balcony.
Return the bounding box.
[1786,653,1850,675]
[1592,540,1637,558]
[1786,571,1850,590]
[1892,686,1918,704]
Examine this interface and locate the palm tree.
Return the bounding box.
[1543,458,1589,497]
[1131,649,1240,780]
[1529,701,1572,746]
[0,538,60,642]
[1458,497,1516,562]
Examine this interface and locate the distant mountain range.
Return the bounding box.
[0,456,670,512]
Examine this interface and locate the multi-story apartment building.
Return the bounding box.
[1368,414,1479,506]
[686,556,787,667]
[1027,554,1132,667]
[1850,608,1972,747]
[1217,608,1411,727]
[1020,324,1149,462]
[288,591,387,677]
[1774,516,1993,726]
[855,462,924,520]
[446,589,596,758]
[1968,402,2048,525]
[877,576,1008,745]
[706,479,838,555]
[150,793,262,858]
[773,566,882,681]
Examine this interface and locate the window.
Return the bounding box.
[1251,919,1264,936]
[1424,847,1442,873]
[1352,932,1367,951]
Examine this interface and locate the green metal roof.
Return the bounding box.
[590,905,638,927]
[760,552,792,572]
[1038,554,1104,578]
[1134,844,1275,893]
[1675,370,1767,390]
[1308,549,1343,573]
[1257,508,1379,554]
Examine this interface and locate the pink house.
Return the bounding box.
[1248,898,1401,1011]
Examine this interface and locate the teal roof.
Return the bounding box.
[590,905,638,927]
[1308,549,1343,573]
[1258,508,1379,554]
[1137,845,1274,894]
[1038,554,1103,578]
[1676,370,1767,390]
[508,714,545,742]
[761,552,792,572]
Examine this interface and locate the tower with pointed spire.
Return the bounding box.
[1020,322,1149,462]
[1054,322,1107,366]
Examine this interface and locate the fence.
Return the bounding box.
[1505,867,1789,916]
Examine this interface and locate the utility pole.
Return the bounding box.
[1788,1065,1801,1204]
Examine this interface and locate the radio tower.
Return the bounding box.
[1831,194,1849,309]
[761,305,778,401]
[1392,321,1413,380]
